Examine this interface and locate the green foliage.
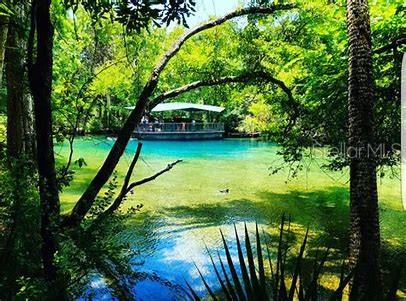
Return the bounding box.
[0,154,141,298]
[0,152,44,299]
[74,157,87,168]
[235,1,405,173]
[56,171,142,298]
[52,5,173,134]
[0,2,13,17]
[62,0,196,31]
[2,0,403,297]
[50,0,404,185]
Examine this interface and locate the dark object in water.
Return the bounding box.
[219,188,230,194]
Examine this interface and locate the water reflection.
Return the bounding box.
[131,220,256,300]
[80,217,257,300]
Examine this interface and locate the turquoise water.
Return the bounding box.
[58,137,403,300]
[68,138,280,300]
[137,139,276,158]
[56,137,276,159]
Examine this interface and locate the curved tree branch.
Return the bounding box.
[373,36,406,54]
[152,5,294,77]
[99,142,143,218]
[149,71,295,109]
[125,159,183,193]
[148,71,298,133]
[62,4,294,228]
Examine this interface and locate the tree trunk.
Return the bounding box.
[23,93,36,158]
[346,0,382,299]
[105,93,111,129]
[0,16,8,86]
[27,0,62,292]
[1,4,36,297]
[5,18,25,159]
[4,1,35,161]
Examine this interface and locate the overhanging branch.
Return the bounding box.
[149,71,295,109]
[124,159,183,193]
[148,71,298,133]
[152,5,295,77]
[374,36,406,54]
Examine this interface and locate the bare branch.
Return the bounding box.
[125,159,183,193]
[102,142,143,216]
[87,145,180,229]
[374,36,406,54]
[101,156,182,220]
[62,4,294,228]
[149,71,295,109]
[60,114,79,179]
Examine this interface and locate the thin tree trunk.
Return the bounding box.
[23,93,36,159]
[5,17,25,159]
[346,0,382,299]
[5,2,35,160]
[27,0,62,293]
[105,93,111,129]
[1,4,35,297]
[0,15,8,86]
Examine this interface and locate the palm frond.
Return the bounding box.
[189,217,360,301]
[221,229,246,300]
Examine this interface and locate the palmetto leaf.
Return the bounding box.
[244,223,261,299]
[234,224,253,299]
[194,262,217,300]
[189,217,361,301]
[205,246,232,301]
[221,229,246,300]
[218,250,238,300]
[288,228,309,300]
[185,280,201,301]
[256,223,268,300]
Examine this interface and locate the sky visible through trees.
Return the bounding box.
[185,0,241,27]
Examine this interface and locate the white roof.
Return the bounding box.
[152,102,225,113]
[126,102,225,113]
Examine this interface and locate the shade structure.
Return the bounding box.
[152,102,225,113]
[126,102,224,113]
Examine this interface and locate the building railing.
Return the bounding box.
[137,122,224,133]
